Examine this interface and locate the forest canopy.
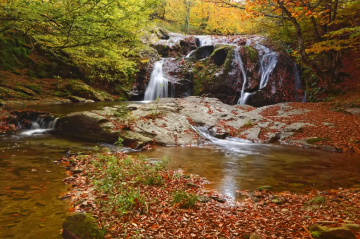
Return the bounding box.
[0,0,359,95]
[0,0,160,94]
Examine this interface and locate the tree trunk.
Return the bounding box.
[277,1,337,90]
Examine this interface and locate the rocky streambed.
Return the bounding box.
[54,96,360,153]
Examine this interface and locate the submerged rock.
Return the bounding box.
[63,213,104,239]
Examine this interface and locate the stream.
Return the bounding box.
[1,101,360,238]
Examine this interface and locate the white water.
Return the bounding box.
[195,126,264,155]
[234,47,249,105]
[196,36,212,46]
[144,60,169,101]
[294,63,307,102]
[185,50,195,58]
[20,117,58,136]
[259,52,279,89]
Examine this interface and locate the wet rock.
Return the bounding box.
[54,112,119,143]
[161,58,192,98]
[244,53,305,107]
[212,48,228,66]
[67,96,87,103]
[70,169,83,174]
[14,86,37,96]
[196,45,215,60]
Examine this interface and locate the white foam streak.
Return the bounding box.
[144,60,169,101]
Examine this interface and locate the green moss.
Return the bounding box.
[25,84,42,94]
[223,48,236,73]
[311,230,322,238]
[63,213,105,239]
[192,46,239,96]
[306,137,328,144]
[243,46,258,64]
[0,86,31,99]
[307,196,325,204]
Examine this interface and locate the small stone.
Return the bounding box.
[258,185,272,191]
[36,201,47,206]
[281,208,289,212]
[31,169,37,172]
[249,233,262,239]
[70,169,83,174]
[271,199,280,204]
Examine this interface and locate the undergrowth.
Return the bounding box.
[89,152,169,215]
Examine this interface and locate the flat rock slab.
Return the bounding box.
[54,96,353,152]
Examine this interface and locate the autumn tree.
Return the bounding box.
[0,0,160,93]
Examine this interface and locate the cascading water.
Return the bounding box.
[234,47,249,105]
[195,126,263,155]
[20,116,58,136]
[236,39,280,105]
[259,52,279,89]
[142,34,305,106]
[196,36,212,46]
[294,63,307,102]
[144,60,169,101]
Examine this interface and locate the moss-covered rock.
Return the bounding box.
[0,86,33,99]
[14,86,36,96]
[309,224,356,239]
[192,45,243,104]
[63,213,104,239]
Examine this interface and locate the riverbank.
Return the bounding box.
[63,151,360,238]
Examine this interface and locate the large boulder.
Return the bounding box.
[192,45,256,105]
[309,224,356,239]
[244,53,306,107]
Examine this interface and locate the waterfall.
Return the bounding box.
[20,117,58,136]
[259,52,278,89]
[234,47,249,105]
[144,60,169,101]
[196,36,212,47]
[294,63,307,102]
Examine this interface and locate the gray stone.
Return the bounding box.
[345,108,360,115]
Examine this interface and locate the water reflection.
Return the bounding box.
[0,134,102,239]
[136,144,360,198]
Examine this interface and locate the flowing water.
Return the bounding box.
[234,47,248,105]
[144,60,169,101]
[1,102,360,237]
